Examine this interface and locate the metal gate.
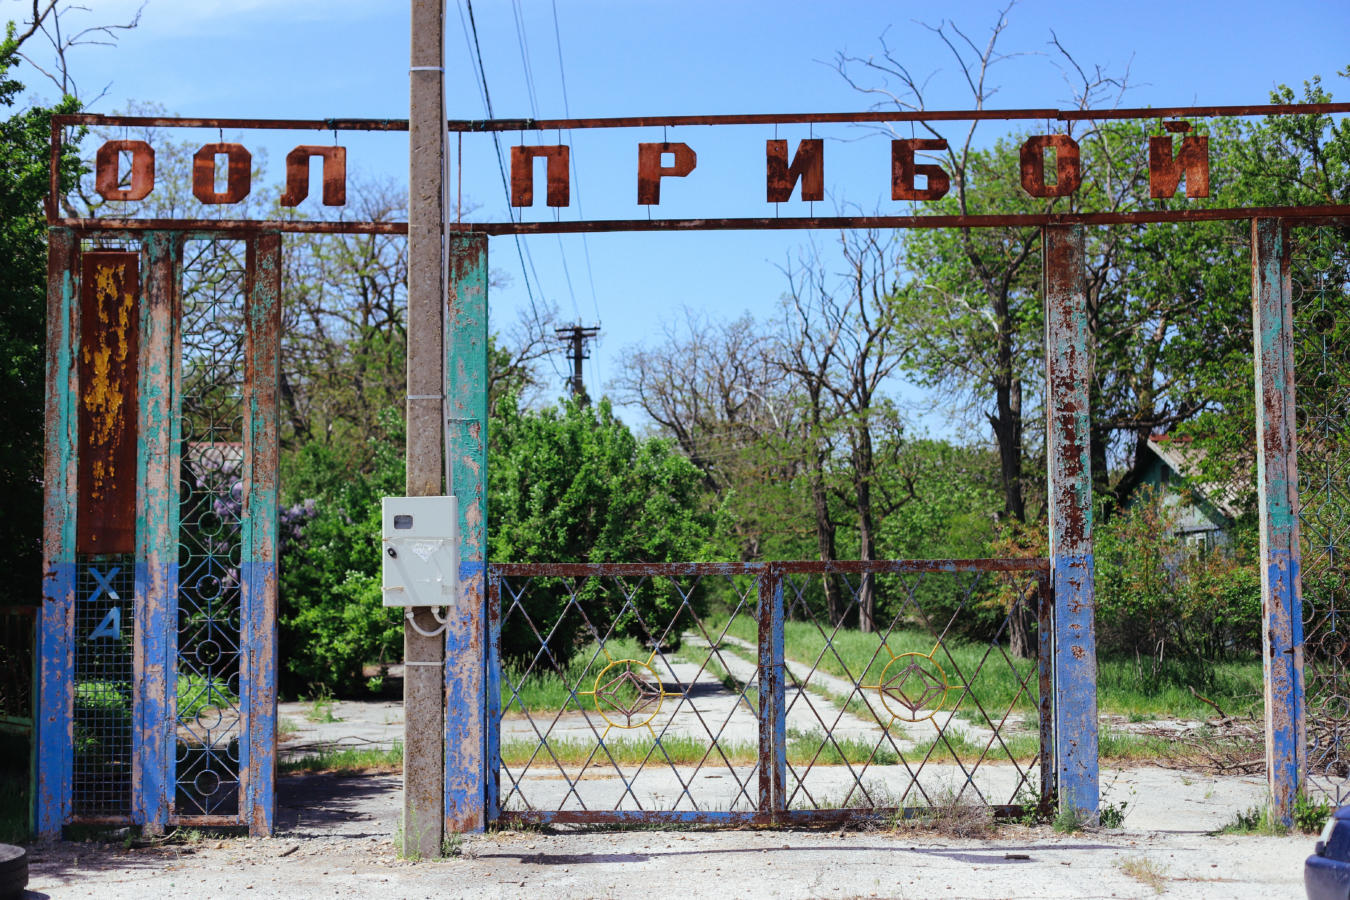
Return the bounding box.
[489,559,1053,824]
[37,230,280,836]
[1292,226,1350,804]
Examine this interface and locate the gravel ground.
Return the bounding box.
[23,767,1312,900]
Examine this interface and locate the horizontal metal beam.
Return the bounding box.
[502,804,1031,826]
[491,558,1049,577]
[51,101,1350,134]
[49,206,1350,236]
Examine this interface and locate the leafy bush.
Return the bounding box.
[1095,488,1260,660]
[491,396,722,668]
[278,412,405,696]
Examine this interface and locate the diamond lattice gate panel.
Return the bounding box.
[1293,227,1350,804]
[489,560,1053,825]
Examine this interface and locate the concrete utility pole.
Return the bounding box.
[556,324,600,401]
[404,0,446,860]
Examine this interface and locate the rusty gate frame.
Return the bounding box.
[36,104,1350,836]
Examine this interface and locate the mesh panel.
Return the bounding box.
[1293,227,1350,804]
[778,568,1043,812]
[72,556,135,818]
[174,238,246,819]
[492,562,1048,822]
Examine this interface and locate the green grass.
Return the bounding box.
[280,742,403,774]
[501,637,667,715]
[711,615,1262,722]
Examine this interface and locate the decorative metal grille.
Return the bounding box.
[779,566,1048,814]
[175,238,247,819]
[72,556,135,818]
[1292,226,1350,803]
[491,560,1050,824]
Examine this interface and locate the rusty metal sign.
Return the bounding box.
[47,103,1350,235]
[77,251,139,554]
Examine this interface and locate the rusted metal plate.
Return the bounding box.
[1021,135,1081,198]
[77,251,139,555]
[280,146,346,207]
[892,139,950,201]
[765,139,823,203]
[637,142,696,204]
[95,141,155,202]
[192,143,252,204]
[1149,133,1209,199]
[509,145,569,207]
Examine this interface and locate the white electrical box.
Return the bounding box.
[381,495,460,608]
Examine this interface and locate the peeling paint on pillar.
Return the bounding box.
[133,231,181,833]
[240,233,281,836]
[1043,224,1099,821]
[37,228,79,837]
[445,233,488,833]
[1251,218,1304,826]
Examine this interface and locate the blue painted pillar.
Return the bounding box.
[444,233,489,833]
[1251,218,1305,825]
[240,233,282,836]
[37,228,79,838]
[133,232,181,834]
[1043,224,1099,820]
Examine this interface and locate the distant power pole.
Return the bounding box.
[556,324,600,402]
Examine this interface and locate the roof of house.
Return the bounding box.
[1146,434,1242,520]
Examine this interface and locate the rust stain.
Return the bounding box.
[1071,645,1086,661]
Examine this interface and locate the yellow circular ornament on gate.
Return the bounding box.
[875,652,950,723]
[585,658,666,730]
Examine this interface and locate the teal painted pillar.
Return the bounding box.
[1251,218,1305,825]
[36,228,79,838]
[133,232,181,834]
[1043,224,1099,821]
[444,232,489,833]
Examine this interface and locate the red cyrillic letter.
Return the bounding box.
[192,142,252,204]
[637,142,696,205]
[1020,135,1081,198]
[766,139,823,202]
[510,145,570,207]
[891,139,950,201]
[95,140,155,202]
[281,145,347,207]
[1149,135,1209,199]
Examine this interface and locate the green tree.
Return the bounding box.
[491,395,723,666]
[0,25,79,606]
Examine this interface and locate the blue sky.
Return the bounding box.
[12,0,1350,436]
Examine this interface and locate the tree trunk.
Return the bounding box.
[991,289,1026,522]
[853,424,878,633]
[808,463,843,626]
